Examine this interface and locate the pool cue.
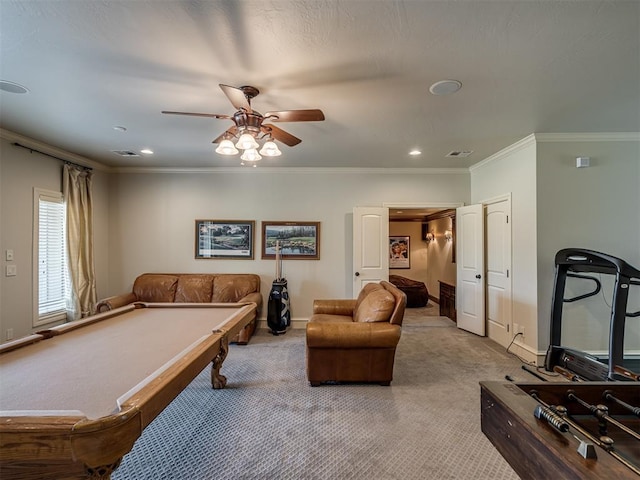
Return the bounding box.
[522,364,548,381]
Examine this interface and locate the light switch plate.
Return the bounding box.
[5,250,13,261]
[6,265,17,276]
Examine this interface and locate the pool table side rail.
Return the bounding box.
[0,302,256,479]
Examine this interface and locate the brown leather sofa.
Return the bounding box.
[95,273,262,344]
[306,281,407,386]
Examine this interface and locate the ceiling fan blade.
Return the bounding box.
[162,111,230,119]
[264,109,325,122]
[212,126,239,144]
[262,124,301,146]
[219,84,252,113]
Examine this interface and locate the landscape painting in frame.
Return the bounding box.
[389,236,410,269]
[262,222,320,260]
[195,220,255,259]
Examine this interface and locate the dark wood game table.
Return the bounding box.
[480,381,639,480]
[0,302,256,479]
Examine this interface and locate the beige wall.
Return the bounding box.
[388,221,427,285]
[0,133,472,341]
[107,170,470,325]
[536,139,640,354]
[471,136,539,358]
[0,138,111,341]
[425,216,457,299]
[471,134,640,361]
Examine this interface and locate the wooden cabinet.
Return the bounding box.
[438,281,456,322]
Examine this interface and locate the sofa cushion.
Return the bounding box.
[133,274,178,302]
[354,288,396,323]
[213,275,260,302]
[175,275,214,303]
[354,282,384,312]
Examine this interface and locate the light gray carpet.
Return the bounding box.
[113,308,527,480]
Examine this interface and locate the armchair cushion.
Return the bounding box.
[354,288,395,323]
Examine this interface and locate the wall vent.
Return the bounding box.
[111,150,140,157]
[446,150,473,158]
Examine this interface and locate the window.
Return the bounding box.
[33,188,69,326]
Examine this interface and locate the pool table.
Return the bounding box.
[0,301,257,479]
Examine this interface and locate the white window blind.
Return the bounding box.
[34,189,68,325]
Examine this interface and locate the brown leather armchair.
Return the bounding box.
[306,281,407,386]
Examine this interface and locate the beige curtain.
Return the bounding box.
[63,164,97,320]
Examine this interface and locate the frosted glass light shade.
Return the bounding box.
[240,148,262,162]
[215,139,239,155]
[259,140,281,157]
[236,133,259,150]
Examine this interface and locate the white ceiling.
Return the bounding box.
[1,1,638,170]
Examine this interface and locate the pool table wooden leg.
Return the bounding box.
[210,333,229,389]
[85,458,122,479]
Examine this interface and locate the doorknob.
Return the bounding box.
[475,274,482,279]
[355,272,360,277]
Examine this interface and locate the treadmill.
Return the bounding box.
[545,248,640,381]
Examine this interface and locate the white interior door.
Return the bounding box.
[486,199,512,348]
[456,204,485,336]
[353,206,389,294]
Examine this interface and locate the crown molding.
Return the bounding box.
[111,166,470,175]
[469,134,536,171]
[534,132,640,142]
[469,132,640,172]
[0,128,111,172]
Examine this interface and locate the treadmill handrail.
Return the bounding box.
[563,273,601,303]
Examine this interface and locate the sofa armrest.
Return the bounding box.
[306,321,401,349]
[312,299,356,316]
[95,292,137,313]
[238,291,263,315]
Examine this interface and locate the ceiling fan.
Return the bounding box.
[162,84,325,160]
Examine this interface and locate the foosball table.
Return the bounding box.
[480,382,639,479]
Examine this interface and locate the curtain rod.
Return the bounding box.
[13,142,93,171]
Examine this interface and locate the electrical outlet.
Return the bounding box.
[6,328,13,341]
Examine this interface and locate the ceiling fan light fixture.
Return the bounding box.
[259,140,281,157]
[215,139,239,155]
[240,148,262,162]
[236,133,259,150]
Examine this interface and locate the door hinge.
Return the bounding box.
[506,215,509,223]
[507,324,510,333]
[507,269,510,278]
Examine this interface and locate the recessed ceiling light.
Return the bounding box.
[140,149,154,155]
[429,80,462,96]
[113,126,127,132]
[409,149,422,156]
[0,80,29,94]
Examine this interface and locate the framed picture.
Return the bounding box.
[262,221,320,260]
[389,236,410,269]
[195,220,255,259]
